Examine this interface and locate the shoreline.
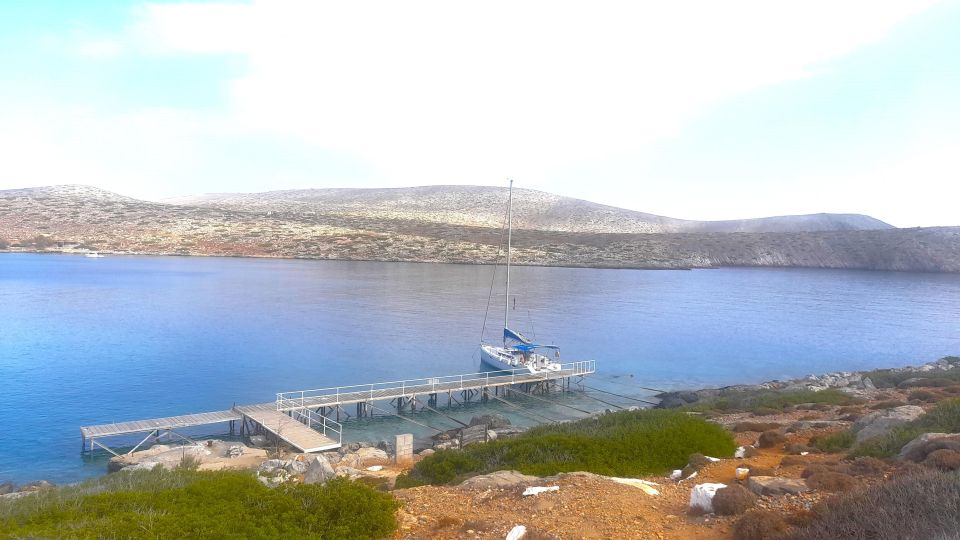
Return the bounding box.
[4,248,960,274]
[3,355,956,494]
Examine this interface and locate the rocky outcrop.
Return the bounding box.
[469,414,512,430]
[458,470,540,490]
[852,406,925,443]
[304,455,336,485]
[898,433,960,462]
[747,476,810,496]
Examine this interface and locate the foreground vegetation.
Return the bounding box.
[0,469,398,539]
[683,388,860,415]
[396,409,736,488]
[785,469,960,539]
[852,398,960,458]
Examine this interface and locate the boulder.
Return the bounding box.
[469,414,511,430]
[284,460,308,475]
[689,483,726,513]
[258,459,287,473]
[418,449,435,457]
[303,455,336,485]
[227,445,243,458]
[338,453,362,469]
[747,476,810,496]
[19,480,55,492]
[0,482,15,495]
[852,405,924,443]
[356,447,389,463]
[897,433,960,462]
[335,466,362,479]
[458,470,539,490]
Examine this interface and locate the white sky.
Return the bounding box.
[1,0,958,226]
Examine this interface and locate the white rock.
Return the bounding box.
[689,483,727,513]
[522,486,559,497]
[609,477,659,496]
[734,447,746,458]
[366,465,384,472]
[506,525,527,540]
[670,469,683,481]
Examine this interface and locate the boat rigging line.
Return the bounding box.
[489,394,562,424]
[580,384,660,406]
[366,403,448,433]
[578,390,627,410]
[478,197,512,348]
[593,375,667,395]
[412,398,470,428]
[506,386,596,416]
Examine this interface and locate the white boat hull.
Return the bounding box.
[480,345,562,374]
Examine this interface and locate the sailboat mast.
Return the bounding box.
[504,179,513,345]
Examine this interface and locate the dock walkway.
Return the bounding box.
[81,361,595,456]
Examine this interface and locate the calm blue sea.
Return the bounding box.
[1,253,958,484]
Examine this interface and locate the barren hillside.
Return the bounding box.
[2,185,957,272]
[165,185,893,234]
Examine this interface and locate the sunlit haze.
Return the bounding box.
[1,0,958,226]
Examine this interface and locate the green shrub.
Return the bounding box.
[811,430,855,453]
[784,470,960,540]
[401,409,735,486]
[0,470,398,539]
[862,362,960,389]
[684,389,858,415]
[852,399,960,458]
[851,426,924,459]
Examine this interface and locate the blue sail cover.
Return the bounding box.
[504,328,560,352]
[504,328,532,344]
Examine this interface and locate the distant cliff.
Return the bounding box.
[1,185,957,272]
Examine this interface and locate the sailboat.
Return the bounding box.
[479,180,563,374]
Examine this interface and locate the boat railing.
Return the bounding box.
[276,360,596,411]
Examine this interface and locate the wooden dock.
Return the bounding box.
[81,361,595,456]
[234,404,340,453]
[276,361,596,414]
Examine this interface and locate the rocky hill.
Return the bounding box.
[166,185,893,234]
[2,185,958,272]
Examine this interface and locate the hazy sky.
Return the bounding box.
[1,1,958,226]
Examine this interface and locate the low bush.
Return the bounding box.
[924,449,960,471]
[801,464,832,479]
[868,400,907,410]
[810,430,855,453]
[0,470,398,539]
[398,409,735,487]
[757,430,785,448]
[779,455,809,467]
[862,360,960,388]
[915,398,960,433]
[852,399,960,458]
[784,469,960,540]
[805,471,856,492]
[686,389,859,415]
[747,466,776,477]
[687,453,712,471]
[784,443,816,455]
[732,421,782,433]
[851,426,924,459]
[844,456,887,477]
[712,484,757,516]
[733,510,788,540]
[909,389,940,403]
